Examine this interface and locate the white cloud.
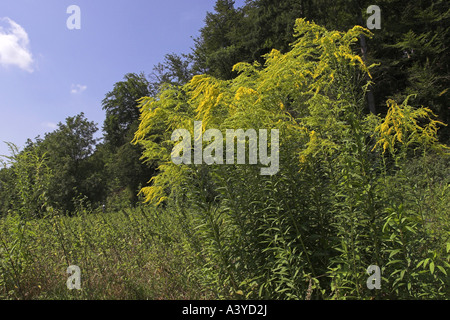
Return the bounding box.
[42,122,58,130]
[71,84,87,94]
[0,17,34,72]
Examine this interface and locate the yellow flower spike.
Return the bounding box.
[299,154,307,164]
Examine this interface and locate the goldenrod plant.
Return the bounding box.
[0,18,448,300]
[132,19,449,299]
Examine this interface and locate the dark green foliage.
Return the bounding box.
[101,73,158,208]
[371,0,450,140]
[149,53,195,96]
[192,0,449,139]
[0,166,15,216]
[102,73,151,150]
[191,0,248,79]
[38,113,99,213]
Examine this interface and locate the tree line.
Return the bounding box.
[1,0,448,216]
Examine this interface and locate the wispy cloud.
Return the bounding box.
[71,84,87,94]
[42,122,58,130]
[0,17,34,72]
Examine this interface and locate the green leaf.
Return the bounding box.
[386,259,403,266]
[404,226,417,234]
[389,249,401,258]
[400,270,406,280]
[437,266,447,276]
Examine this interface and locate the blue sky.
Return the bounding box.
[0,0,245,157]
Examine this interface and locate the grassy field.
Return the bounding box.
[0,205,212,300]
[1,156,449,300]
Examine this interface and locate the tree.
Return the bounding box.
[365,0,450,139]
[102,72,151,150]
[103,121,156,207]
[191,0,249,79]
[101,73,157,208]
[243,0,306,58]
[149,53,194,96]
[39,113,99,212]
[191,0,449,137]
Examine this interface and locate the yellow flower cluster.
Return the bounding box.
[372,98,447,154]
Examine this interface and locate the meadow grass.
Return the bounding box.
[0,206,211,300]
